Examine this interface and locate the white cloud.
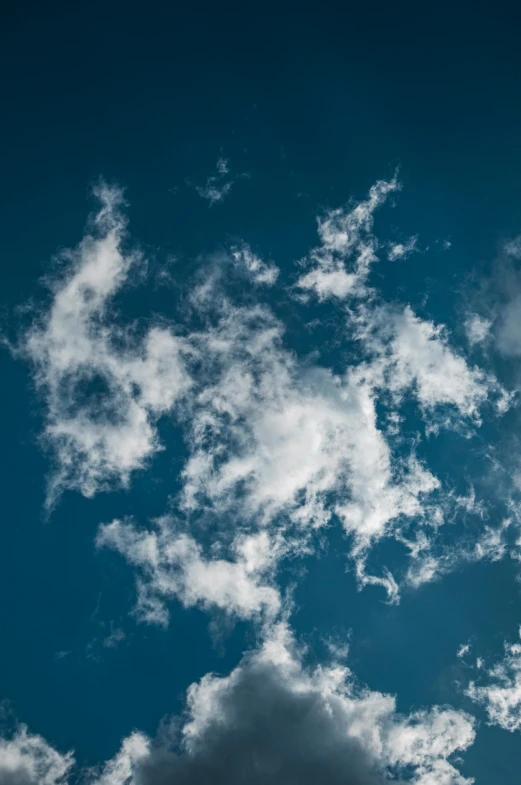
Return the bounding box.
[353,304,494,421]
[20,185,191,507]
[457,643,471,659]
[0,725,74,785]
[89,732,150,785]
[467,628,521,732]
[101,277,506,611]
[403,517,512,591]
[231,243,279,285]
[387,235,418,261]
[193,157,237,205]
[96,517,282,625]
[464,314,491,346]
[297,176,400,299]
[89,623,475,785]
[179,301,446,596]
[0,627,477,785]
[17,177,511,611]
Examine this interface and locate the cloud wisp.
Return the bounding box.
[466,628,521,732]
[97,518,283,626]
[19,184,191,508]
[192,157,238,206]
[297,175,399,299]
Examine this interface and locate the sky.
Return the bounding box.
[2,2,521,783]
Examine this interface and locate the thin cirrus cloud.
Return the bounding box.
[0,624,476,785]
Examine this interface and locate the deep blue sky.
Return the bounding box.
[2,3,521,784]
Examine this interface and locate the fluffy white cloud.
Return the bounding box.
[0,725,73,785]
[96,517,282,625]
[179,301,446,596]
[21,185,191,506]
[0,631,476,785]
[101,275,506,611]
[297,176,399,299]
[87,624,475,785]
[466,629,521,732]
[353,304,497,421]
[18,178,511,610]
[0,628,476,785]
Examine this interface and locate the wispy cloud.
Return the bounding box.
[97,518,282,626]
[192,157,239,206]
[297,175,399,299]
[19,184,191,508]
[387,234,418,261]
[231,242,279,285]
[466,629,521,732]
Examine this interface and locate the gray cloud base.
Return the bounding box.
[134,662,391,785]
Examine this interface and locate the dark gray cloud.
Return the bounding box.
[131,661,392,785]
[0,771,36,785]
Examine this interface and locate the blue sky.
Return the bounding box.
[2,3,521,784]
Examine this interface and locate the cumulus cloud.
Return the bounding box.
[178,300,447,597]
[0,725,73,785]
[297,176,399,299]
[466,628,521,732]
[0,627,476,785]
[87,624,475,785]
[96,518,282,626]
[101,279,506,609]
[17,177,510,607]
[20,184,191,507]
